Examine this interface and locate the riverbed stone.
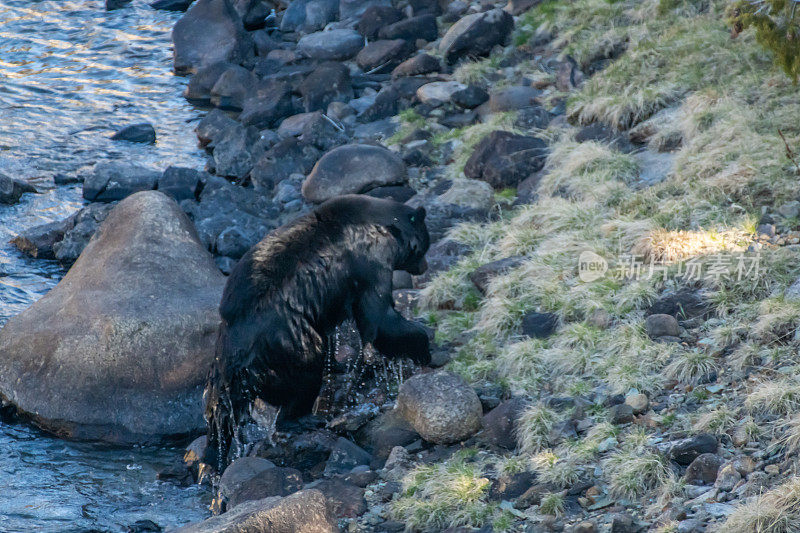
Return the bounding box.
[416,81,466,104]
[481,397,527,450]
[239,80,293,129]
[172,0,253,74]
[357,5,403,39]
[11,218,73,260]
[158,166,206,202]
[209,65,257,111]
[452,85,489,108]
[395,370,483,444]
[307,478,367,518]
[301,144,406,203]
[439,8,514,64]
[391,53,440,78]
[297,29,363,60]
[0,191,225,443]
[378,14,438,42]
[356,39,413,73]
[298,62,353,113]
[228,467,305,508]
[173,490,338,533]
[251,138,321,192]
[0,173,37,205]
[83,162,160,202]
[110,122,156,144]
[52,203,115,266]
[280,0,339,33]
[463,131,548,189]
[219,456,277,502]
[196,108,238,148]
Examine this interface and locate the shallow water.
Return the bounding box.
[0,0,211,530]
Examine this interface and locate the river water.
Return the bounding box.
[0,0,212,530]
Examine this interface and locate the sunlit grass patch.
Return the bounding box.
[745,379,800,415]
[604,445,671,499]
[693,404,738,434]
[517,403,558,453]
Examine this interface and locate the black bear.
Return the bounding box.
[204,194,431,471]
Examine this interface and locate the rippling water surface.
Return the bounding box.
[0,0,211,530]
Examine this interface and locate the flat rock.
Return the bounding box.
[297,29,364,60]
[391,53,440,78]
[110,123,156,144]
[11,218,73,260]
[356,39,413,73]
[439,8,514,65]
[83,162,160,202]
[669,433,718,465]
[488,86,541,112]
[172,0,253,74]
[172,489,338,533]
[0,192,225,442]
[395,370,482,444]
[416,81,466,104]
[301,144,406,203]
[298,62,353,113]
[378,14,438,42]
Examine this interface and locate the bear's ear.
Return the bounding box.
[410,206,426,223]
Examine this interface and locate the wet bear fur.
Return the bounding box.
[204,194,431,471]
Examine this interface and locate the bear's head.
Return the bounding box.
[318,195,430,275]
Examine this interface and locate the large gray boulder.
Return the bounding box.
[439,8,514,64]
[301,144,406,203]
[172,0,253,74]
[0,172,36,205]
[296,29,364,60]
[173,490,338,533]
[395,371,482,444]
[0,191,225,443]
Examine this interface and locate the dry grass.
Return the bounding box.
[719,477,800,532]
[745,380,800,415]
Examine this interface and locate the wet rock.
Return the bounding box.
[669,434,718,465]
[196,108,238,147]
[280,0,338,33]
[609,403,634,424]
[339,0,390,20]
[365,410,420,458]
[185,62,235,104]
[299,62,353,113]
[395,370,482,445]
[452,85,488,109]
[209,65,257,111]
[345,466,378,487]
[251,138,321,192]
[464,131,547,189]
[297,29,363,60]
[151,0,193,11]
[481,397,527,450]
[0,173,36,205]
[439,8,514,64]
[219,456,278,502]
[324,437,372,476]
[302,144,406,203]
[228,467,305,508]
[172,0,253,75]
[53,203,114,266]
[172,489,337,533]
[127,519,162,532]
[378,14,438,42]
[470,256,525,295]
[11,219,72,260]
[357,5,403,39]
[257,429,338,473]
[645,313,680,338]
[238,80,293,129]
[392,53,440,78]
[83,162,159,202]
[211,124,258,179]
[416,81,466,105]
[488,86,540,112]
[307,478,367,518]
[521,311,559,339]
[0,192,224,443]
[158,166,206,202]
[356,39,413,73]
[685,453,723,485]
[111,122,156,144]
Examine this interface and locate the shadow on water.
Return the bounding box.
[0,0,211,530]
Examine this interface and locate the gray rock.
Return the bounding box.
[357,5,403,39]
[280,0,338,33]
[209,65,257,111]
[685,453,723,485]
[307,478,367,519]
[239,80,293,129]
[470,256,525,295]
[668,434,718,465]
[714,463,742,491]
[645,313,680,338]
[196,108,238,148]
[302,144,406,203]
[172,489,338,533]
[365,409,420,458]
[158,166,207,202]
[83,162,160,202]
[298,112,349,151]
[228,467,304,509]
[416,81,466,104]
[405,193,488,243]
[324,437,372,476]
[172,0,253,74]
[521,311,559,338]
[395,371,482,444]
[251,138,321,192]
[11,218,73,260]
[185,61,236,104]
[488,86,541,112]
[53,203,115,266]
[391,53,440,78]
[219,456,277,502]
[212,124,259,178]
[378,14,438,42]
[609,403,634,424]
[463,131,547,189]
[110,123,156,144]
[339,0,390,20]
[298,62,353,113]
[439,9,514,64]
[0,172,36,204]
[624,392,649,414]
[356,39,413,73]
[297,29,364,60]
[151,0,193,11]
[505,0,542,15]
[0,192,225,443]
[481,397,527,450]
[452,85,489,109]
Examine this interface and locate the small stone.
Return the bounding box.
[470,256,525,295]
[668,433,718,465]
[685,453,723,485]
[765,464,780,475]
[645,313,680,338]
[572,521,597,533]
[296,29,363,61]
[715,463,742,491]
[391,53,441,78]
[609,404,634,424]
[609,513,636,533]
[451,85,489,109]
[111,123,156,144]
[324,437,372,476]
[0,173,37,205]
[480,397,528,450]
[520,312,559,339]
[416,81,467,104]
[624,393,649,415]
